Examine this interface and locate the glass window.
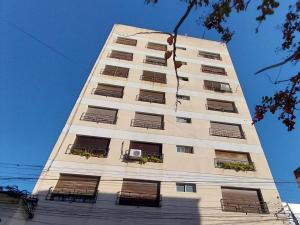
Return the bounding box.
[176,183,196,193]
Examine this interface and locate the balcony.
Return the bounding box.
[117,191,162,207]
[109,51,133,61]
[137,94,165,104]
[81,112,117,124]
[140,73,167,84]
[101,65,129,78]
[131,118,164,130]
[221,199,269,214]
[209,127,245,139]
[66,144,108,158]
[93,87,123,98]
[206,102,238,113]
[215,158,255,171]
[124,150,164,164]
[144,56,167,66]
[46,187,98,203]
[203,84,232,93]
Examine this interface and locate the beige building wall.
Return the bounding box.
[5,24,287,225]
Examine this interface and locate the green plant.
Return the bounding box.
[221,162,255,172]
[139,156,163,164]
[71,148,92,159]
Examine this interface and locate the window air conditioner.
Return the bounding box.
[129,149,142,158]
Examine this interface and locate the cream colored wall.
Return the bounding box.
[25,24,287,225]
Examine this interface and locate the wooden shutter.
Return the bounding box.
[145,56,167,66]
[222,188,260,202]
[147,42,167,51]
[54,174,100,196]
[207,99,236,112]
[85,106,117,124]
[110,51,133,61]
[130,141,162,156]
[121,179,159,198]
[202,65,226,75]
[74,136,110,149]
[116,37,137,46]
[134,112,163,129]
[199,51,221,60]
[215,150,249,162]
[95,84,124,98]
[139,90,165,103]
[142,70,167,84]
[135,113,163,123]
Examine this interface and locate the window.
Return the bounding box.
[138,89,165,104]
[176,183,196,193]
[177,46,186,50]
[177,95,190,101]
[210,121,245,139]
[102,65,129,78]
[109,50,133,61]
[176,117,191,123]
[198,50,221,60]
[132,112,164,130]
[178,76,189,81]
[118,179,161,207]
[221,187,269,214]
[115,37,137,46]
[127,141,163,163]
[94,83,124,98]
[201,65,226,76]
[82,106,118,124]
[141,70,167,84]
[47,174,100,203]
[215,150,255,171]
[69,135,110,158]
[176,145,193,154]
[144,56,167,66]
[206,99,237,113]
[203,80,231,93]
[147,42,167,51]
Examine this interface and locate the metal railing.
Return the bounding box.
[143,58,167,66]
[209,127,246,139]
[116,191,162,207]
[206,104,238,113]
[100,68,129,78]
[81,112,117,124]
[131,119,164,130]
[140,74,167,84]
[137,94,165,104]
[221,199,269,214]
[46,187,98,203]
[93,88,123,98]
[214,158,255,171]
[203,84,232,93]
[66,144,108,158]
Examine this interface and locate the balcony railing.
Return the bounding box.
[144,58,167,66]
[215,158,255,171]
[137,94,165,104]
[116,191,162,207]
[131,119,164,130]
[46,187,98,203]
[81,112,117,124]
[209,127,245,139]
[93,88,123,98]
[206,104,238,113]
[140,74,167,84]
[221,199,269,214]
[66,144,109,158]
[203,84,232,93]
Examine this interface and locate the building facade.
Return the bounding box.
[5,24,288,225]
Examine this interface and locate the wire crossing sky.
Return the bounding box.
[0,0,299,203]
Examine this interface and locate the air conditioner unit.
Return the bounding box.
[129,149,142,159]
[220,84,230,92]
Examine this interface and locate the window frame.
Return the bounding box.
[176,183,196,193]
[176,145,194,154]
[176,117,192,124]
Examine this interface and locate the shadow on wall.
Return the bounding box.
[0,190,202,225]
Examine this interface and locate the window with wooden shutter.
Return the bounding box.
[102,65,129,78]
[138,89,165,104]
[49,174,100,203]
[201,65,226,75]
[109,50,133,61]
[215,150,255,171]
[207,99,237,113]
[210,122,245,139]
[115,37,137,46]
[147,42,167,51]
[82,106,118,124]
[144,56,167,66]
[118,179,161,207]
[69,135,110,158]
[94,83,124,98]
[198,51,221,60]
[221,187,268,214]
[129,141,162,158]
[132,112,164,130]
[141,70,167,84]
[203,80,231,92]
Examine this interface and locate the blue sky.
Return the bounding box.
[0,0,299,202]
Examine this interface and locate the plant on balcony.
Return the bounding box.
[221,162,255,172]
[140,156,163,164]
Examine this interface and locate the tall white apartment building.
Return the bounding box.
[2,24,287,225]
